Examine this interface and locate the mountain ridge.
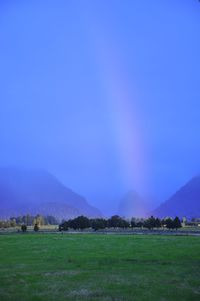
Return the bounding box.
[0,167,102,221]
[152,175,200,218]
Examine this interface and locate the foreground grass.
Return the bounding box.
[0,234,200,301]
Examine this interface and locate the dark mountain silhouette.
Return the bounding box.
[117,190,150,218]
[0,167,101,221]
[153,176,200,218]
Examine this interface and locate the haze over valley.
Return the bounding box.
[0,166,200,221]
[0,1,200,219]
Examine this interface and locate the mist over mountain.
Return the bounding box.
[0,167,101,221]
[153,176,200,219]
[1,166,200,221]
[117,190,151,218]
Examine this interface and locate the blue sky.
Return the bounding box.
[0,0,200,214]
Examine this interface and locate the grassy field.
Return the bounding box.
[0,234,200,301]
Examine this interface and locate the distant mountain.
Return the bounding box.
[153,176,200,218]
[0,167,101,221]
[117,190,150,218]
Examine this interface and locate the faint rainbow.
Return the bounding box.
[81,7,150,213]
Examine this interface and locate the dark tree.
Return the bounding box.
[90,218,107,231]
[70,216,90,230]
[143,219,151,230]
[143,216,156,230]
[173,216,182,230]
[122,219,130,228]
[155,218,161,228]
[165,218,174,230]
[107,215,129,228]
[161,219,166,229]
[21,224,27,232]
[59,221,69,231]
[136,221,144,228]
[34,223,39,232]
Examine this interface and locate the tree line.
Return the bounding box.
[59,215,182,231]
[0,214,58,228]
[0,214,182,232]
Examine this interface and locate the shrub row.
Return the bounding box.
[59,215,182,231]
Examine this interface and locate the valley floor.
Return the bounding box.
[0,234,200,301]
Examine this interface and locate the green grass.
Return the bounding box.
[0,234,200,301]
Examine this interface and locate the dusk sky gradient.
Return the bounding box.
[0,0,200,214]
